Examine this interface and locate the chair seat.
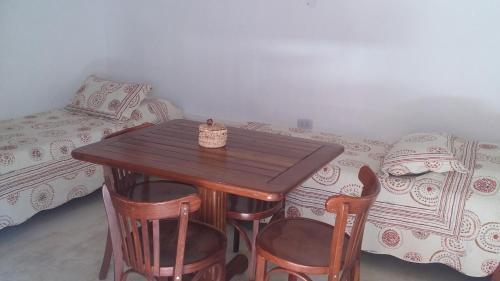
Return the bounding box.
[257,218,349,274]
[156,220,226,268]
[227,194,282,220]
[134,220,226,275]
[128,180,198,203]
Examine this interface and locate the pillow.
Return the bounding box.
[128,97,184,124]
[65,75,152,121]
[381,133,468,176]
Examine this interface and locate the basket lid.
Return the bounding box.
[199,119,226,131]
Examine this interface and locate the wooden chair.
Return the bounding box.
[254,166,380,281]
[102,183,226,281]
[99,123,205,279]
[227,195,284,280]
[493,266,500,281]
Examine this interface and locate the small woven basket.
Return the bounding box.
[198,119,227,148]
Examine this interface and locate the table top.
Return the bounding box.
[72,119,344,201]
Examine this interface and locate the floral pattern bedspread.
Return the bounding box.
[239,122,500,278]
[0,98,183,230]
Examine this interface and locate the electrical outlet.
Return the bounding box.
[297,118,313,130]
[305,0,317,8]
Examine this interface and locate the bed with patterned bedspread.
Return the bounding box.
[0,97,183,230]
[240,122,500,278]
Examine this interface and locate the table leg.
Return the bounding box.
[198,187,248,281]
[198,187,227,230]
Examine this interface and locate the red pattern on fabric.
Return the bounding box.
[460,210,481,240]
[476,223,500,253]
[481,260,499,275]
[382,176,412,194]
[442,236,466,256]
[0,216,13,228]
[30,184,54,211]
[65,75,151,121]
[50,140,75,160]
[412,230,430,240]
[6,192,19,205]
[67,185,88,200]
[311,165,340,186]
[430,250,462,271]
[369,141,478,237]
[379,228,403,249]
[403,252,423,262]
[479,144,498,150]
[286,206,302,218]
[473,178,497,195]
[0,145,17,150]
[0,152,15,166]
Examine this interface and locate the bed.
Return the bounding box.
[239,122,500,278]
[0,75,184,230]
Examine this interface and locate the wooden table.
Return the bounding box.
[72,119,344,280]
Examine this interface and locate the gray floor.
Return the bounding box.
[0,191,490,281]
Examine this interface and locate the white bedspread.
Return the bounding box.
[239,122,500,278]
[0,98,183,230]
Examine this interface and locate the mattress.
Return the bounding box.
[239,122,500,278]
[0,97,183,230]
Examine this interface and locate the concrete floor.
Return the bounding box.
[0,191,490,281]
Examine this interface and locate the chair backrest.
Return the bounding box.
[102,123,153,195]
[324,166,380,281]
[102,184,200,280]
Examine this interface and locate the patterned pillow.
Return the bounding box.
[381,133,468,176]
[127,97,184,125]
[65,75,152,121]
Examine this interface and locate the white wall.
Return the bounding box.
[105,0,500,142]
[0,0,109,119]
[2,1,499,142]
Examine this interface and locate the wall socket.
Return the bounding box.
[297,118,313,130]
[305,0,317,8]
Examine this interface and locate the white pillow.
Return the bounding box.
[66,75,151,121]
[128,97,184,124]
[381,133,468,176]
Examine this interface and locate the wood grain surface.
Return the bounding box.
[72,119,344,202]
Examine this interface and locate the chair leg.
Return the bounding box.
[255,255,267,281]
[248,220,260,281]
[119,270,131,281]
[99,229,113,280]
[218,261,226,281]
[233,227,240,253]
[228,219,252,251]
[351,258,360,281]
[114,259,124,281]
